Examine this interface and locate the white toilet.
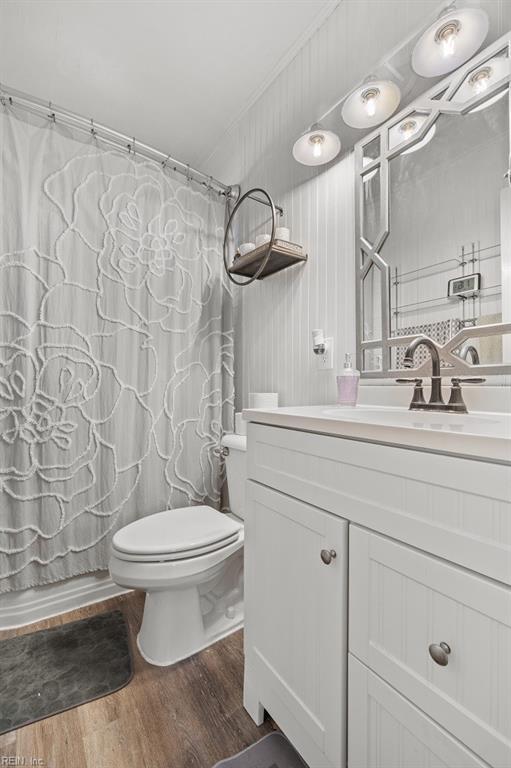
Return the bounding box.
[109,432,247,666]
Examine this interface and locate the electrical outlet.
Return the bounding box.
[315,337,334,370]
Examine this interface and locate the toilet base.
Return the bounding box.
[136,548,244,666]
[137,612,243,667]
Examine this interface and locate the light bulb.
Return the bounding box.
[441,30,456,57]
[469,65,492,94]
[310,135,324,158]
[399,119,418,140]
[362,87,379,118]
[435,19,461,59]
[365,97,376,117]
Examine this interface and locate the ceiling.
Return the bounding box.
[0,0,336,167]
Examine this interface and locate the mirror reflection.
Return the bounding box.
[358,51,510,375]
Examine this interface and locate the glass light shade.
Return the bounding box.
[452,55,510,112]
[389,113,437,154]
[342,80,401,129]
[412,8,489,78]
[292,124,341,166]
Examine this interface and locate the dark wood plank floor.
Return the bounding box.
[0,591,276,768]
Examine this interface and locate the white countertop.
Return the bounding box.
[243,404,511,464]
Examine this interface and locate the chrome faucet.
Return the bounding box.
[402,336,445,410]
[398,335,486,412]
[458,341,480,365]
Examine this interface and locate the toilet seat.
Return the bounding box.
[110,526,244,591]
[111,505,242,563]
[112,531,241,563]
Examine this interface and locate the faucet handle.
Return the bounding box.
[396,378,426,409]
[447,377,485,413]
[450,377,486,385]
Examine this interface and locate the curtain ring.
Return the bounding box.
[47,101,56,123]
[186,164,191,184]
[162,153,171,170]
[90,118,96,137]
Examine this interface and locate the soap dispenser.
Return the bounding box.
[336,353,360,406]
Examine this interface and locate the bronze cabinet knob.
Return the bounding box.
[428,642,451,666]
[320,549,337,565]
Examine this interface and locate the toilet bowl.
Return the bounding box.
[109,432,247,666]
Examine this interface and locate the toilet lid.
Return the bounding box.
[112,505,242,560]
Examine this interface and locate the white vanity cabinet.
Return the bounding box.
[244,420,511,768]
[244,480,348,768]
[350,526,511,768]
[348,656,491,768]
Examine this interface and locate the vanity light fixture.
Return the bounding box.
[292,123,341,166]
[454,56,510,112]
[342,79,401,129]
[391,114,437,155]
[469,65,492,94]
[412,6,489,78]
[399,119,420,141]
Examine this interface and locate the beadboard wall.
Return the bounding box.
[234,153,356,409]
[205,0,511,409]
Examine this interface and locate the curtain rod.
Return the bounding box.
[0,83,285,216]
[0,82,234,199]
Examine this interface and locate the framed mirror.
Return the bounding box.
[355,33,511,378]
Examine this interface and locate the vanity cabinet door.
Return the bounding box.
[348,655,490,768]
[244,480,348,768]
[350,525,511,768]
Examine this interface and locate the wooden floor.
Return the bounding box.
[0,592,276,768]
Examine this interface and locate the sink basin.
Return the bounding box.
[243,403,511,463]
[321,406,505,437]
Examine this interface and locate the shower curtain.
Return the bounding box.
[0,105,234,593]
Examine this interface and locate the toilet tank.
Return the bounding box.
[221,433,247,520]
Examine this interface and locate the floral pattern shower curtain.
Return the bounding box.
[0,106,233,592]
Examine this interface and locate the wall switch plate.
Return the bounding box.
[315,337,334,370]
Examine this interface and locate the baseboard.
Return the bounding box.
[0,571,131,630]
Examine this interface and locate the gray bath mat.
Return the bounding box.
[214,732,309,768]
[0,609,132,734]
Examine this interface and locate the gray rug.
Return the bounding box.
[214,733,309,768]
[0,609,132,734]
